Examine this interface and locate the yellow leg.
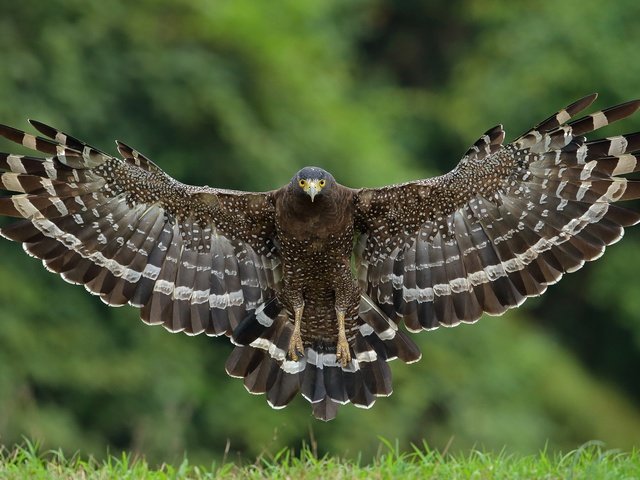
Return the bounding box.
[288,304,304,361]
[335,309,351,367]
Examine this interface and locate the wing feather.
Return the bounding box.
[354,94,640,331]
[0,121,281,338]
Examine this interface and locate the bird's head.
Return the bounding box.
[290,166,334,202]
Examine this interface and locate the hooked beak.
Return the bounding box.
[303,179,322,202]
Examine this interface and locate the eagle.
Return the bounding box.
[0,94,638,421]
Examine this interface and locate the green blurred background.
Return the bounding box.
[0,0,639,465]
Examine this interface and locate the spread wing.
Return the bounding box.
[0,121,281,337]
[354,94,640,332]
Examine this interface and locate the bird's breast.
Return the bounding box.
[276,197,351,236]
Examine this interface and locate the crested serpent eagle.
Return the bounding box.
[0,94,639,420]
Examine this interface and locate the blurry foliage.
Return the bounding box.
[0,0,639,465]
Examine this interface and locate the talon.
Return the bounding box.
[288,330,304,360]
[288,304,305,361]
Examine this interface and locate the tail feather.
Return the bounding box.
[301,362,326,404]
[244,352,280,394]
[311,398,339,422]
[323,365,348,404]
[361,353,393,396]
[224,297,423,420]
[266,368,301,409]
[345,369,375,408]
[225,345,262,379]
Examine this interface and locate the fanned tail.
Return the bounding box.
[226,295,421,420]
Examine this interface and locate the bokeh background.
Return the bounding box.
[0,0,639,465]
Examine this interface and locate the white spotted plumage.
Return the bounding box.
[1,94,639,420]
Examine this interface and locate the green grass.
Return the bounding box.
[1,440,638,479]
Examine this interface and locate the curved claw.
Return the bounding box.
[288,330,304,360]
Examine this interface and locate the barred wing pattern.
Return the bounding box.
[0,122,281,337]
[1,95,639,421]
[354,95,640,331]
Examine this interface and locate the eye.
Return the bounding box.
[298,179,306,187]
[319,179,326,187]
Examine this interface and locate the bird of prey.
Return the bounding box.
[0,94,638,421]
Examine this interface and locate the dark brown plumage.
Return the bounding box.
[1,94,639,420]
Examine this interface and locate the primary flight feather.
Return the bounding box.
[0,94,638,420]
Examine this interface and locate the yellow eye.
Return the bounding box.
[299,179,306,187]
[319,179,326,187]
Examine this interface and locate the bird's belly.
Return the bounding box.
[274,221,360,341]
[278,221,354,256]
[279,234,352,284]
